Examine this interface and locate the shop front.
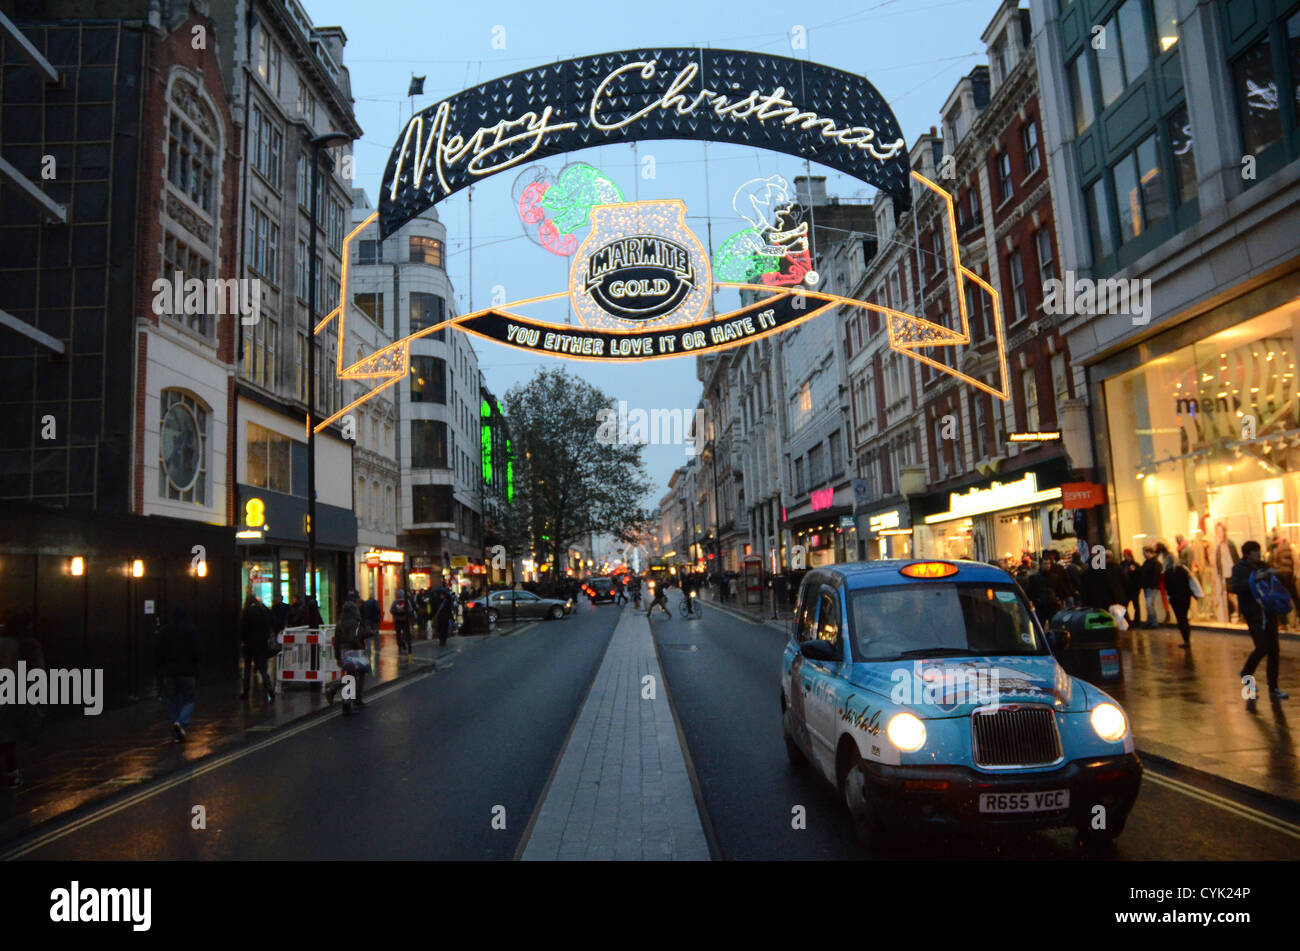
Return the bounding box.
[914,469,1069,567]
[1102,295,1300,623]
[360,548,404,628]
[858,505,913,560]
[237,485,356,624]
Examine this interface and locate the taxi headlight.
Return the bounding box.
[887,712,926,752]
[1090,703,1128,742]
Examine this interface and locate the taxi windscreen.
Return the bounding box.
[848,582,1045,661]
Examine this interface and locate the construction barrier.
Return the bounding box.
[276,625,340,686]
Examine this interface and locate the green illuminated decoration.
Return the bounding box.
[482,420,492,484]
[506,439,514,503]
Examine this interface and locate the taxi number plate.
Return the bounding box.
[978,789,1069,813]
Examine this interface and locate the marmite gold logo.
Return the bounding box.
[584,234,697,321]
[571,201,711,329]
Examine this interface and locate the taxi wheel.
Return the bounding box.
[842,759,885,850]
[549,605,564,620]
[782,710,806,768]
[486,609,498,624]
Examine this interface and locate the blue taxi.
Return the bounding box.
[781,560,1142,848]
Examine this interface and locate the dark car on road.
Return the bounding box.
[584,577,618,604]
[468,589,573,622]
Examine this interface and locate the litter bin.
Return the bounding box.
[1047,608,1123,685]
[462,601,489,636]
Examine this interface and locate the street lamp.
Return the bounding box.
[306,131,350,605]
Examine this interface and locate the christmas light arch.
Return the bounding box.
[311,49,1008,435]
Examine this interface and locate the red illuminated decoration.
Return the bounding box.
[810,486,835,511]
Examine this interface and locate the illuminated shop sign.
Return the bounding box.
[926,472,1063,524]
[810,486,835,511]
[1007,430,1061,442]
[868,510,901,532]
[365,549,405,565]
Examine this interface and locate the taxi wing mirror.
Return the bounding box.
[799,639,840,662]
[1047,628,1071,653]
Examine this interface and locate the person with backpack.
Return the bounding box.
[1231,541,1289,704]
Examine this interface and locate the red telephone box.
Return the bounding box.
[743,555,763,606]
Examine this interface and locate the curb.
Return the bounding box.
[1134,747,1300,816]
[0,658,439,853]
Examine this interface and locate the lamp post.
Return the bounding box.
[306,132,350,605]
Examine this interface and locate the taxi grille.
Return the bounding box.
[970,706,1062,767]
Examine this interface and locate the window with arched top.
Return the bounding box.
[162,72,223,341]
[159,389,210,505]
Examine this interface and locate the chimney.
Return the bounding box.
[794,175,828,207]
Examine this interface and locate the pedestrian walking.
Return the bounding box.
[390,590,413,662]
[1121,549,1143,626]
[361,592,381,647]
[615,576,628,606]
[157,604,200,741]
[1163,556,1194,648]
[328,590,367,714]
[1232,541,1290,704]
[238,594,276,704]
[1139,546,1164,627]
[0,609,44,789]
[285,593,306,627]
[630,574,642,609]
[270,593,289,637]
[432,578,454,647]
[647,578,672,619]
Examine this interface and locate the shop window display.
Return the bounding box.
[1105,303,1300,625]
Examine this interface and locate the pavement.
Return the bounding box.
[519,607,710,860]
[703,589,1300,810]
[0,624,533,847]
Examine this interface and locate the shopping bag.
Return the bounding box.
[1108,604,1130,632]
[1188,574,1204,599]
[341,649,370,674]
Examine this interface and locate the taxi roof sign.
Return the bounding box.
[899,561,959,579]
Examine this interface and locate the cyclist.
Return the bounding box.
[680,573,701,618]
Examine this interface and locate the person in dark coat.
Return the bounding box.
[1046,551,1076,608]
[1121,549,1143,625]
[238,595,276,704]
[1024,558,1062,629]
[361,593,381,645]
[329,591,366,712]
[1139,546,1164,627]
[303,596,324,628]
[270,594,289,636]
[391,590,413,660]
[1232,541,1289,703]
[1163,556,1194,648]
[285,594,306,628]
[432,579,454,647]
[157,604,200,741]
[1,609,44,789]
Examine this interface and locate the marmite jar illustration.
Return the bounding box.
[570,200,712,330]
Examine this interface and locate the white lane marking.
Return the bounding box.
[1143,770,1300,840]
[0,671,434,860]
